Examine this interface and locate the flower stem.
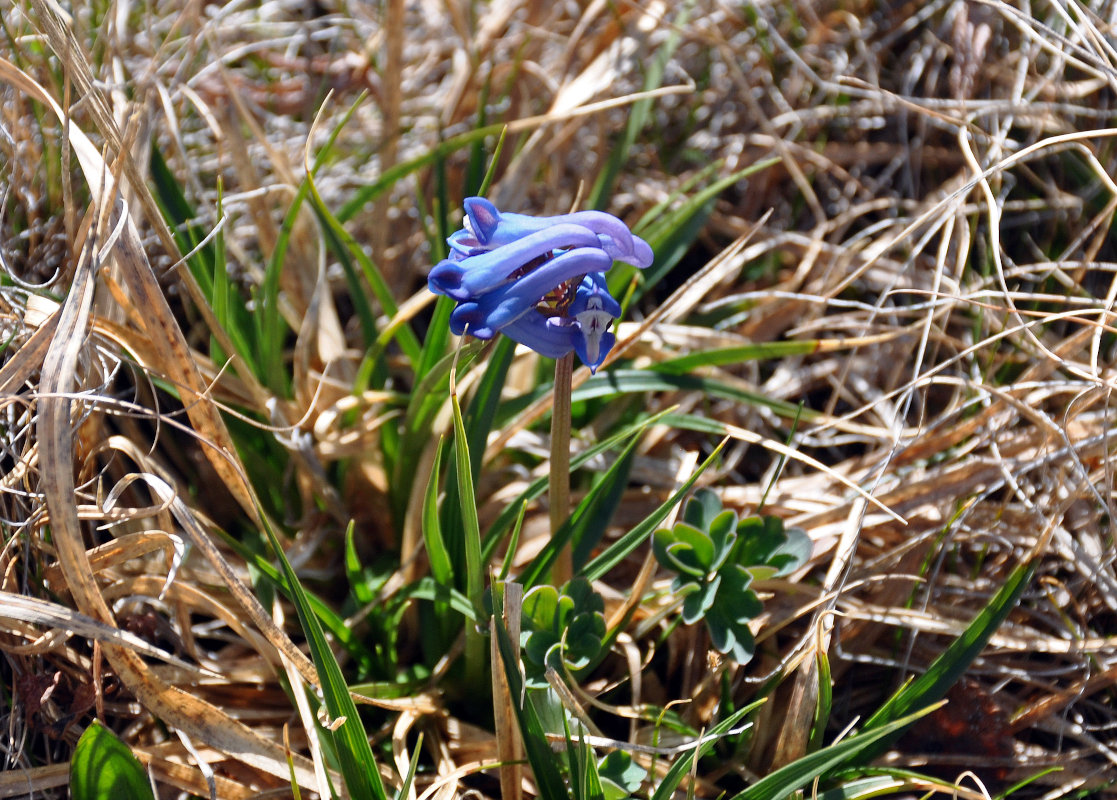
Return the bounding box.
[550,351,574,585]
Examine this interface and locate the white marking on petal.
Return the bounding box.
[575,296,614,366]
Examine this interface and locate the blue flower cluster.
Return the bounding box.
[427,198,652,372]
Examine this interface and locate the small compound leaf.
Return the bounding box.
[707,510,739,560]
[683,488,723,531]
[522,585,559,629]
[661,540,707,577]
[599,750,645,800]
[682,575,720,624]
[772,525,813,576]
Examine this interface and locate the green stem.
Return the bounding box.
[550,352,574,585]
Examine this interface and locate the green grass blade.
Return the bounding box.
[570,444,635,569]
[441,336,515,555]
[627,158,779,300]
[259,514,389,800]
[149,146,258,377]
[397,576,476,621]
[422,437,454,587]
[210,182,230,367]
[517,433,640,588]
[258,93,368,395]
[337,123,511,223]
[476,126,508,198]
[810,647,833,753]
[450,389,484,619]
[587,1,691,211]
[656,340,823,374]
[850,559,1036,765]
[729,706,940,800]
[344,520,374,607]
[388,336,481,533]
[481,408,678,562]
[649,704,755,800]
[215,524,373,670]
[394,732,424,800]
[498,369,812,426]
[583,439,726,581]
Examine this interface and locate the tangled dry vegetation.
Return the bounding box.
[2,0,1117,797]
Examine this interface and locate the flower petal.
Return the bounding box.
[428,223,602,300]
[574,329,615,373]
[463,197,502,245]
[475,247,613,330]
[558,211,651,265]
[500,314,577,358]
[447,228,482,257]
[569,272,621,319]
[569,274,621,372]
[449,302,497,339]
[457,198,654,267]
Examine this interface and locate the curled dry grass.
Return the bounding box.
[2,0,1117,797]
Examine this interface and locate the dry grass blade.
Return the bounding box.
[6,57,320,793]
[5,0,1117,795]
[0,590,202,672]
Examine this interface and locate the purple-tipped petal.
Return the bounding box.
[463,197,502,245]
[447,228,482,257]
[560,211,643,261]
[631,236,653,268]
[500,314,577,359]
[458,198,653,267]
[431,199,646,358]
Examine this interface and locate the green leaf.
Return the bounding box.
[583,440,727,581]
[422,437,454,587]
[684,488,724,531]
[848,559,1036,766]
[598,751,645,800]
[259,514,389,800]
[522,579,606,685]
[451,388,484,620]
[522,584,560,630]
[649,704,755,800]
[680,575,720,624]
[71,721,155,800]
[660,536,708,578]
[729,707,940,800]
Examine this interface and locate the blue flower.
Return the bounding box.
[428,197,652,372]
